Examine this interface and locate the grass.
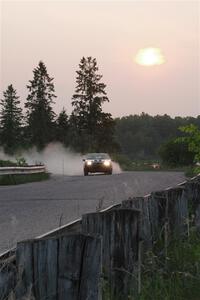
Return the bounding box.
[112,153,196,172]
[138,232,200,300]
[0,159,49,185]
[102,232,200,300]
[112,154,193,173]
[0,160,18,167]
[184,166,200,178]
[0,158,28,167]
[0,173,50,185]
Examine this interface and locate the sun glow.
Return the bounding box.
[135,47,165,66]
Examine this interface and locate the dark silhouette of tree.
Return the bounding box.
[25,61,56,150]
[56,108,69,146]
[0,84,23,154]
[159,139,194,167]
[71,56,116,153]
[115,114,200,161]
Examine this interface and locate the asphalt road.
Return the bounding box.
[0,171,186,254]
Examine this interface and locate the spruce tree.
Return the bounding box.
[25,61,56,150]
[71,56,115,152]
[0,84,23,154]
[56,108,69,146]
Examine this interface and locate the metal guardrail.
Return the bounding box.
[0,165,46,175]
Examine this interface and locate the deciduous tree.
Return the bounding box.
[159,139,194,167]
[178,124,200,162]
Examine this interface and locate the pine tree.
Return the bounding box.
[25,61,56,150]
[0,84,23,154]
[71,56,115,152]
[56,108,69,146]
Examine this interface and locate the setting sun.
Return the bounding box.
[135,47,165,66]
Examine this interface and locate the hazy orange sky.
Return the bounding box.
[0,0,199,117]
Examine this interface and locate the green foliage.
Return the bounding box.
[103,234,200,300]
[177,124,200,162]
[25,61,56,150]
[139,233,200,300]
[0,157,27,167]
[0,158,48,185]
[71,56,117,153]
[0,84,23,154]
[0,172,49,185]
[0,159,17,167]
[185,166,200,178]
[159,139,194,167]
[15,156,28,166]
[115,114,200,161]
[192,166,200,176]
[113,154,191,172]
[112,153,134,171]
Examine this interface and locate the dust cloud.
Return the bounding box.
[0,143,122,175]
[112,161,122,174]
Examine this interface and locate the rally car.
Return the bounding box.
[83,153,112,176]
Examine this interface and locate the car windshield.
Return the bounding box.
[86,153,110,160]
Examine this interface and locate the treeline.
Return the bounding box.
[115,113,200,163]
[0,57,199,166]
[0,58,117,155]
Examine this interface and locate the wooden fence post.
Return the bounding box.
[14,234,102,300]
[82,208,140,300]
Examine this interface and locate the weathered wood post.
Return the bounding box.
[184,176,200,231]
[58,234,102,300]
[122,186,188,253]
[122,197,152,250]
[82,208,140,300]
[150,187,188,241]
[0,255,16,300]
[14,234,102,300]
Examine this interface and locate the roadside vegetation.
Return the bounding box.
[113,122,200,177]
[0,159,17,167]
[0,158,49,185]
[115,114,200,161]
[0,172,49,185]
[112,154,191,172]
[102,227,200,300]
[0,157,27,167]
[138,231,200,300]
[102,231,200,300]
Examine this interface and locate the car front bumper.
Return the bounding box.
[84,163,112,173]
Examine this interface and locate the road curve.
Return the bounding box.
[0,171,185,254]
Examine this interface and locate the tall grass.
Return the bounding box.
[0,173,49,185]
[138,232,200,300]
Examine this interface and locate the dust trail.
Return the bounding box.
[0,143,122,175]
[0,143,83,175]
[112,161,122,174]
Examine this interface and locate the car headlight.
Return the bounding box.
[103,160,111,167]
[86,160,92,166]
